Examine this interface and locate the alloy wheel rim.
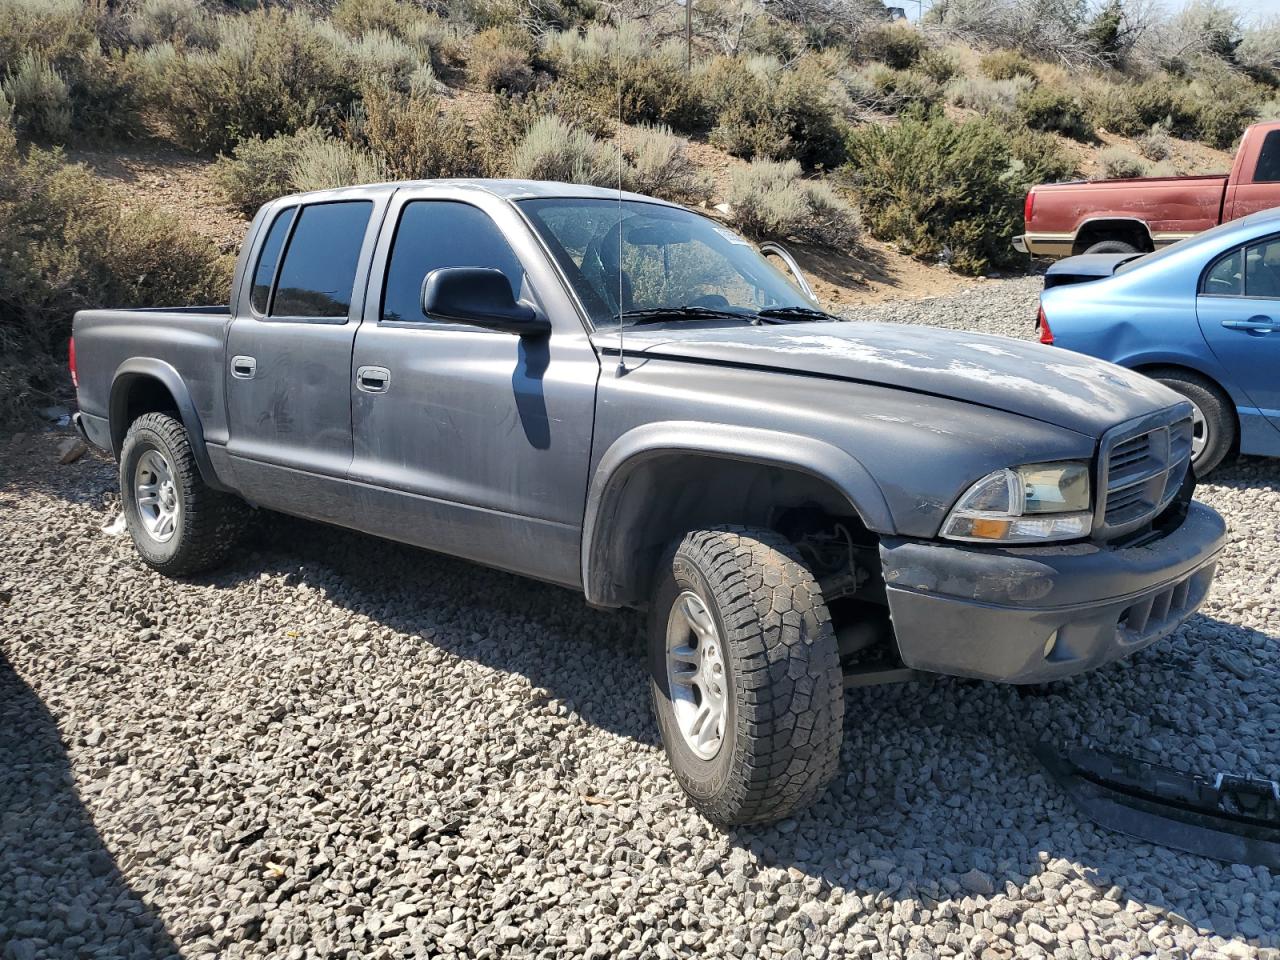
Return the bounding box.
[135,449,179,543]
[664,591,728,760]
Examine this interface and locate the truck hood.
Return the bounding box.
[598,322,1179,438]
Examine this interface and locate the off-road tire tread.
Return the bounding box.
[121,413,248,576]
[653,525,844,825]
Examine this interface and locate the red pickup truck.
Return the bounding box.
[1015,121,1280,257]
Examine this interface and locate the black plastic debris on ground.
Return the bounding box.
[1034,741,1280,870]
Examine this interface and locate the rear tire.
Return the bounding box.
[1081,240,1140,255]
[649,526,844,826]
[1146,368,1236,477]
[120,412,249,576]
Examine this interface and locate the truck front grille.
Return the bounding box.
[1097,410,1194,539]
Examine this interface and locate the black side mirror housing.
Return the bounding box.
[421,267,550,337]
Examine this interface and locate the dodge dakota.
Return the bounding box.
[1016,120,1280,258]
[72,180,1227,825]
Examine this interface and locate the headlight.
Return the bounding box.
[941,461,1092,543]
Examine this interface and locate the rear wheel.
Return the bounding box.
[1081,239,1140,255]
[1147,368,1236,476]
[120,412,249,576]
[648,526,844,826]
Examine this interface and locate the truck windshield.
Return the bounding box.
[519,197,823,328]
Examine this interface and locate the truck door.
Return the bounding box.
[1195,238,1280,433]
[225,190,386,522]
[1224,128,1280,222]
[348,192,600,587]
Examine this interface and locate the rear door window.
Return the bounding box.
[271,201,373,319]
[1245,237,1280,297]
[1202,248,1242,296]
[250,207,295,314]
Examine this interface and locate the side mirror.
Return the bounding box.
[421,267,550,337]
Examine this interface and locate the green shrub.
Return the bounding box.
[356,84,479,179]
[151,9,358,153]
[508,114,615,186]
[1137,125,1171,161]
[214,127,328,216]
[858,64,944,114]
[916,47,960,84]
[979,49,1037,80]
[545,24,706,133]
[128,0,217,49]
[622,123,711,205]
[2,52,71,142]
[0,123,231,422]
[1186,67,1262,149]
[1007,127,1079,184]
[846,112,1070,274]
[341,27,425,91]
[947,74,1033,116]
[467,26,535,94]
[1085,80,1195,137]
[1096,146,1148,179]
[728,159,859,247]
[0,0,96,74]
[704,55,848,169]
[858,23,926,69]
[1017,85,1093,141]
[289,136,388,193]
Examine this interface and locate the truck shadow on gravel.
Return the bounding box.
[222,514,1279,952]
[0,650,181,959]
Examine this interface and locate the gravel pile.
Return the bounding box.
[2,278,1278,960]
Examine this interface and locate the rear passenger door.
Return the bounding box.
[347,191,600,587]
[225,190,387,522]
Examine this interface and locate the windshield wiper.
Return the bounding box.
[753,306,836,323]
[619,306,755,326]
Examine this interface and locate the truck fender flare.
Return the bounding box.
[1072,216,1155,250]
[109,358,227,491]
[580,421,895,606]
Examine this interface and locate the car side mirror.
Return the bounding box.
[421,267,550,337]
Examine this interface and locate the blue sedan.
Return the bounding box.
[1038,208,1280,475]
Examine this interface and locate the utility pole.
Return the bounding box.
[686,0,692,72]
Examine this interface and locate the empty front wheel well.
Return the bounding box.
[585,454,878,609]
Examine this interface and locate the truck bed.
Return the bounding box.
[72,305,233,455]
[1028,174,1228,249]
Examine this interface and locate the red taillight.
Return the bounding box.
[1037,305,1054,345]
[1024,190,1035,225]
[69,336,78,389]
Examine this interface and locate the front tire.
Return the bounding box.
[120,412,248,576]
[649,526,844,826]
[1147,368,1236,476]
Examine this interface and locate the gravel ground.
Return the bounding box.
[3,277,1278,960]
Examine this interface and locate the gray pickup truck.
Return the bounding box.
[72,180,1227,825]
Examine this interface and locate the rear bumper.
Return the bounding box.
[72,411,112,454]
[879,501,1226,684]
[1015,232,1074,258]
[1013,234,1028,254]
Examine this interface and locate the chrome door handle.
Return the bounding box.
[1221,317,1277,334]
[356,365,391,393]
[231,356,257,379]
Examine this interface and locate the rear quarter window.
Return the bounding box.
[250,207,295,314]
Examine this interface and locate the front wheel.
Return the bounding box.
[1147,368,1236,476]
[120,412,249,576]
[649,526,845,826]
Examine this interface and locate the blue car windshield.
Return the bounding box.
[518,197,818,328]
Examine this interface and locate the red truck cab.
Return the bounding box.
[1016,121,1280,257]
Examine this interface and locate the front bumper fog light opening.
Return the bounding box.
[1042,629,1059,660]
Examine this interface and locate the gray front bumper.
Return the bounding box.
[879,501,1227,684]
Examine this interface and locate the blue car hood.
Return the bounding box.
[601,322,1181,438]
